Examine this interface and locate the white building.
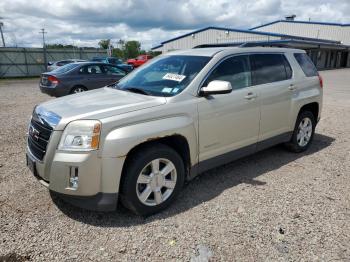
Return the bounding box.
[251,20,350,45]
[152,18,350,69]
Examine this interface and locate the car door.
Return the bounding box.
[197,55,260,164]
[250,54,293,144]
[79,64,109,90]
[102,65,126,84]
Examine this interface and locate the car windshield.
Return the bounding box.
[51,63,79,74]
[115,55,211,96]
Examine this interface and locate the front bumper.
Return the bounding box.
[26,144,124,212]
[51,191,118,212]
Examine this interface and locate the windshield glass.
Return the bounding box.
[115,55,211,96]
[51,63,80,74]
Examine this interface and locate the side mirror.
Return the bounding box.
[200,80,233,96]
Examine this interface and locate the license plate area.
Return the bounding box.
[26,154,37,176]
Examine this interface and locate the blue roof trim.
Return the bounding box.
[250,20,350,30]
[151,44,163,50]
[158,26,340,46]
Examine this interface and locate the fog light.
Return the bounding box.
[69,167,79,189]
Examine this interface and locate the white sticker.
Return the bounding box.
[172,88,180,93]
[162,73,186,82]
[162,87,173,93]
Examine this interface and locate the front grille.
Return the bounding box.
[28,118,53,161]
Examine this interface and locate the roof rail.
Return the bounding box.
[193,39,349,50]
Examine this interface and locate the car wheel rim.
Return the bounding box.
[136,158,177,206]
[74,88,84,93]
[297,117,313,147]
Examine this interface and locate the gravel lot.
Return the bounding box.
[0,70,349,261]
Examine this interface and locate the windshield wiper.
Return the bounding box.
[110,84,152,96]
[124,87,152,96]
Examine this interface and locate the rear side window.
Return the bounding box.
[294,53,318,77]
[79,65,103,74]
[251,54,291,85]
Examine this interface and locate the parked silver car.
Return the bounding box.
[26,47,323,215]
[47,59,86,71]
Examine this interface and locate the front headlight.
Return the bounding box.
[58,120,101,151]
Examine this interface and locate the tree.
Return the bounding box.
[98,39,111,49]
[148,51,162,57]
[112,48,124,59]
[123,40,141,58]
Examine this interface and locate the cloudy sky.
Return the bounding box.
[0,0,349,50]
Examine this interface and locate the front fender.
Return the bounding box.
[102,115,198,165]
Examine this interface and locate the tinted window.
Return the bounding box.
[103,65,126,76]
[251,54,291,85]
[205,55,251,90]
[283,57,293,79]
[294,53,318,77]
[79,65,103,74]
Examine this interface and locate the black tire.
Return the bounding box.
[70,85,87,94]
[285,110,316,153]
[120,143,185,216]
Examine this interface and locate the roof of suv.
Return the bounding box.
[166,47,305,57]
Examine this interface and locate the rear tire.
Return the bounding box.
[285,111,316,153]
[120,144,185,216]
[70,86,87,94]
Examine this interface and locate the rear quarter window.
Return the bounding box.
[294,53,318,77]
[251,54,292,85]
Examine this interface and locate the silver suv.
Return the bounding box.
[26,47,323,215]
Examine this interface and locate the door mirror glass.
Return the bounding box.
[200,80,232,96]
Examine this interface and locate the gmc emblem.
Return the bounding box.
[29,125,40,141]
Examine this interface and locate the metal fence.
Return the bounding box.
[0,47,107,78]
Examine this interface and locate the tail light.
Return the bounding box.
[48,75,59,85]
[318,75,323,89]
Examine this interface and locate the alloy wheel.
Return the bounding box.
[297,117,313,147]
[136,158,177,206]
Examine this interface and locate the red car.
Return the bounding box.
[127,55,153,68]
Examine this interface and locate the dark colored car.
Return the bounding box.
[39,62,127,97]
[91,57,133,72]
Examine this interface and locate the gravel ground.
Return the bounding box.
[0,70,349,261]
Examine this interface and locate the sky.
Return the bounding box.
[0,0,349,50]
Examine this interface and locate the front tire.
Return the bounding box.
[285,111,316,153]
[120,144,185,216]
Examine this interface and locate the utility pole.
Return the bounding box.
[40,28,47,71]
[0,18,5,47]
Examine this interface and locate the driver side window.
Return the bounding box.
[205,55,251,90]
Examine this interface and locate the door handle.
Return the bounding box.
[244,92,257,100]
[288,84,296,91]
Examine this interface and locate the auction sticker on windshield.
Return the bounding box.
[162,73,186,82]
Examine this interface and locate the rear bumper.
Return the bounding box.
[51,191,118,212]
[39,84,68,97]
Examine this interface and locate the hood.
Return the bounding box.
[38,87,166,130]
